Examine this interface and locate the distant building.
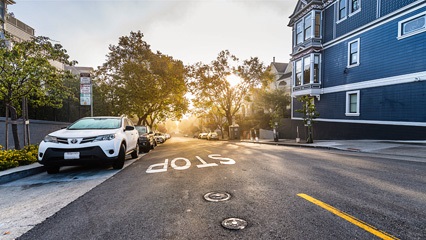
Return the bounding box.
[269,59,293,94]
[0,0,15,39]
[288,0,426,140]
[65,66,94,76]
[5,12,34,41]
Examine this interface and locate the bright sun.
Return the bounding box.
[227,74,242,87]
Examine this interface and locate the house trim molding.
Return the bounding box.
[322,71,426,94]
[292,117,426,127]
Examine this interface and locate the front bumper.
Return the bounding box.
[38,146,118,167]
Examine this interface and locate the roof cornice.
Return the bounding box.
[5,0,16,5]
[288,0,335,27]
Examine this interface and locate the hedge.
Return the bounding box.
[0,145,39,171]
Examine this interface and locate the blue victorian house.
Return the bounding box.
[288,0,426,140]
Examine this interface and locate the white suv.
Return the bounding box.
[38,116,139,174]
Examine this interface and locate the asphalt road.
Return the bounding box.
[15,137,426,239]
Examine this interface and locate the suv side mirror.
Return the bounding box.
[125,126,135,131]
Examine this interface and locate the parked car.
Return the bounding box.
[38,116,139,174]
[135,125,156,153]
[154,132,166,144]
[207,132,219,140]
[198,133,208,139]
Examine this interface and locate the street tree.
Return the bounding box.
[95,31,188,127]
[254,88,291,128]
[296,95,319,143]
[189,50,272,135]
[0,36,77,149]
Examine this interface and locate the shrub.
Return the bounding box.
[0,145,39,171]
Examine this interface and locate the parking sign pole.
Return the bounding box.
[80,73,92,117]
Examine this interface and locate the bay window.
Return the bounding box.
[314,12,321,38]
[294,54,321,87]
[296,21,303,44]
[304,14,312,41]
[295,60,302,86]
[303,56,311,85]
[313,55,320,83]
[294,11,322,46]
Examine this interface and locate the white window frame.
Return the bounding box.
[337,0,361,23]
[347,38,360,68]
[337,0,347,23]
[397,12,426,40]
[304,14,312,41]
[294,11,322,47]
[346,90,360,116]
[296,20,304,44]
[349,0,361,16]
[293,53,322,87]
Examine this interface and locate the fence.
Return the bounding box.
[0,117,70,149]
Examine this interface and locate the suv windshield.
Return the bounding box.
[68,118,122,130]
[135,126,147,134]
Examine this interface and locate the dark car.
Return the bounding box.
[135,125,156,153]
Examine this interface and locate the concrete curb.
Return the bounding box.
[0,163,45,185]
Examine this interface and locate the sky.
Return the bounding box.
[8,0,298,69]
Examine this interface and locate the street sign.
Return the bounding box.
[80,94,91,105]
[80,77,91,84]
[80,84,91,94]
[80,73,91,84]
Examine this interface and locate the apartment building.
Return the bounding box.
[288,0,426,140]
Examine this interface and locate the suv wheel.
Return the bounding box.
[142,146,150,153]
[112,144,125,169]
[131,143,139,158]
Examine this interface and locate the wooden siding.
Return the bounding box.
[324,5,335,42]
[322,7,426,88]
[380,0,418,17]
[335,0,378,38]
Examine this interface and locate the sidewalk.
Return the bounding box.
[1,139,426,184]
[241,138,426,162]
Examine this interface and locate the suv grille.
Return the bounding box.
[56,137,97,144]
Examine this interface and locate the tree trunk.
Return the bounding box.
[9,106,21,150]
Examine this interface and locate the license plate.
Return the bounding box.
[64,152,80,159]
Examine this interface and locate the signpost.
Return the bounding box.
[80,73,93,116]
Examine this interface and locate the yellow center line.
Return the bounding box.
[297,193,399,240]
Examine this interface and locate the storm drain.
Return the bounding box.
[203,192,231,202]
[221,218,248,230]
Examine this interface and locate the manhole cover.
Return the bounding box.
[221,218,248,230]
[204,192,231,202]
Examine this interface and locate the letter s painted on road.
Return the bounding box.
[208,154,236,165]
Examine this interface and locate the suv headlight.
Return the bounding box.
[44,135,58,143]
[94,134,116,142]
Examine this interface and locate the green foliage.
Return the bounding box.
[295,96,320,143]
[189,50,271,131]
[0,36,77,110]
[95,31,188,127]
[295,95,320,123]
[1,36,77,149]
[0,144,39,171]
[254,88,291,129]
